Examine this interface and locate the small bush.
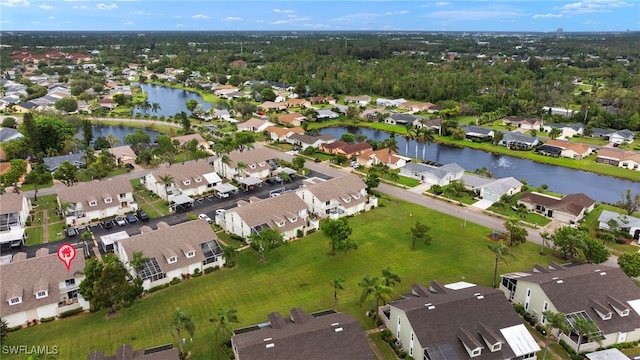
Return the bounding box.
[169,277,181,285]
[204,267,216,274]
[306,229,316,235]
[381,329,392,342]
[59,307,84,318]
[192,268,202,277]
[7,325,23,332]
[147,283,170,293]
[40,316,55,323]
[535,325,546,335]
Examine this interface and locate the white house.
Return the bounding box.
[237,118,274,132]
[295,174,376,219]
[56,177,137,226]
[114,220,225,290]
[211,149,282,181]
[462,175,523,203]
[517,191,595,224]
[399,162,464,186]
[142,161,222,203]
[541,123,583,139]
[357,148,409,170]
[500,263,640,354]
[0,193,32,247]
[286,133,336,150]
[598,210,640,240]
[0,248,89,328]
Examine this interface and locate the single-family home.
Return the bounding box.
[0,127,24,144]
[0,193,32,247]
[87,343,179,360]
[213,85,239,97]
[284,98,310,109]
[385,112,419,126]
[263,125,304,142]
[170,133,209,151]
[308,95,336,105]
[502,116,543,130]
[461,175,523,203]
[318,141,372,159]
[212,109,233,121]
[57,177,137,226]
[13,101,38,113]
[0,248,89,328]
[596,148,640,171]
[376,98,407,108]
[537,139,593,160]
[590,128,634,144]
[598,210,640,240]
[517,191,595,224]
[500,263,640,354]
[114,220,225,290]
[360,108,390,121]
[296,174,375,219]
[259,101,287,112]
[143,161,221,208]
[461,125,494,141]
[541,123,583,138]
[286,133,336,150]
[277,113,306,127]
[542,106,575,117]
[222,192,310,240]
[43,151,86,173]
[211,149,282,181]
[398,101,435,113]
[316,108,339,119]
[413,118,441,132]
[237,118,274,133]
[344,95,371,106]
[383,281,540,360]
[229,59,247,68]
[97,97,117,111]
[499,132,539,150]
[107,145,137,166]
[231,308,374,360]
[357,148,409,170]
[399,162,464,186]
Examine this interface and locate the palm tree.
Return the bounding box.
[221,245,238,267]
[402,125,416,157]
[358,274,377,311]
[106,134,120,148]
[151,102,161,114]
[417,127,435,161]
[128,250,150,276]
[487,241,516,288]
[158,174,174,198]
[540,231,551,255]
[384,134,398,168]
[573,317,599,355]
[332,275,345,311]
[381,266,401,287]
[548,128,562,140]
[236,161,248,178]
[541,311,570,360]
[169,307,195,355]
[220,154,231,179]
[209,307,239,343]
[371,278,393,320]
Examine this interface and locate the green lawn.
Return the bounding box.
[24,227,43,246]
[3,196,560,360]
[19,180,54,192]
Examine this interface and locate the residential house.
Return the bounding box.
[220,91,249,100]
[285,98,310,109]
[223,193,310,240]
[114,220,225,290]
[211,149,281,181]
[107,145,137,166]
[517,191,595,224]
[542,106,575,117]
[590,128,634,144]
[87,343,179,360]
[44,151,86,173]
[316,109,339,119]
[308,95,336,105]
[264,126,304,142]
[541,123,583,139]
[286,133,336,150]
[413,118,441,132]
[462,175,523,203]
[277,113,306,127]
[598,210,640,240]
[13,101,38,113]
[237,118,273,133]
[318,141,372,159]
[0,193,32,247]
[0,248,89,328]
[461,125,494,141]
[259,101,287,112]
[231,308,374,360]
[398,101,435,113]
[97,97,117,111]
[212,109,233,121]
[500,263,640,354]
[143,161,222,204]
[400,162,464,186]
[537,139,593,160]
[0,127,24,160]
[229,59,247,68]
[57,177,137,226]
[499,132,540,150]
[385,112,419,126]
[344,95,371,106]
[596,148,640,171]
[213,85,239,97]
[376,98,407,108]
[360,108,390,121]
[357,148,408,170]
[384,281,540,360]
[170,133,209,151]
[296,174,376,219]
[502,116,543,130]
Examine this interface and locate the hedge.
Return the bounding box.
[59,307,84,318]
[40,316,55,323]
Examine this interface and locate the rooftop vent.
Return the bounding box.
[331,322,340,327]
[424,303,435,310]
[263,338,272,342]
[265,343,274,349]
[334,327,343,332]
[599,272,607,276]
[556,279,564,284]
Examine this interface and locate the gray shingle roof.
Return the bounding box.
[43,151,86,172]
[0,193,28,215]
[227,192,307,233]
[56,177,133,213]
[501,131,538,145]
[403,162,464,180]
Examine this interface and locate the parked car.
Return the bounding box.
[266,176,282,184]
[215,209,226,217]
[136,209,149,221]
[115,217,126,226]
[350,161,360,168]
[198,213,213,223]
[65,228,77,237]
[103,221,113,229]
[126,213,137,223]
[215,192,229,199]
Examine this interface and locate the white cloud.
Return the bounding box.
[533,13,564,19]
[273,8,294,13]
[39,4,54,10]
[123,20,134,25]
[176,23,186,27]
[425,9,523,21]
[173,15,182,18]
[302,23,331,28]
[330,12,382,22]
[73,5,88,9]
[385,10,409,15]
[0,0,29,7]
[48,16,55,19]
[96,3,118,10]
[561,0,632,14]
[222,16,242,21]
[436,2,451,6]
[270,20,288,25]
[192,14,208,19]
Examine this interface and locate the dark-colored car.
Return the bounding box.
[136,209,149,221]
[126,213,137,223]
[65,228,77,237]
[103,221,113,229]
[266,176,282,184]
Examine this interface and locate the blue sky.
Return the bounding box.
[1,0,638,32]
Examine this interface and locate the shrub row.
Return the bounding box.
[147,283,170,293]
[40,316,55,323]
[59,307,84,318]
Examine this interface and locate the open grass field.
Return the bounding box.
[3,195,560,360]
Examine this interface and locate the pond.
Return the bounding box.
[86,125,162,144]
[319,126,640,204]
[132,83,208,118]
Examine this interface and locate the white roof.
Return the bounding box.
[203,172,222,184]
[628,299,640,317]
[500,324,541,357]
[239,177,262,186]
[0,228,25,244]
[213,183,238,193]
[100,231,130,246]
[444,281,476,290]
[586,348,631,360]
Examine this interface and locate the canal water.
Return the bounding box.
[132,82,208,118]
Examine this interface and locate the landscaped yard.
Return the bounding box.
[3,195,561,360]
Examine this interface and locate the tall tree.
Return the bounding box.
[249,227,285,263]
[504,217,528,246]
[541,311,570,360]
[53,161,78,187]
[381,267,401,287]
[0,318,8,345]
[616,189,640,215]
[23,163,52,201]
[487,241,515,288]
[221,245,238,268]
[358,273,377,311]
[128,250,150,275]
[123,129,151,151]
[332,275,345,311]
[408,220,432,249]
[617,251,640,277]
[323,217,357,255]
[548,128,562,140]
[209,308,239,344]
[573,317,599,355]
[551,226,587,260]
[582,237,611,264]
[170,307,196,355]
[82,120,93,147]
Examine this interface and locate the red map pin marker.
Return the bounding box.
[57,244,77,271]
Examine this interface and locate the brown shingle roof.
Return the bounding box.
[518,191,594,216]
[545,139,591,155]
[227,192,307,232]
[598,148,640,163]
[300,174,367,208]
[0,193,28,215]
[150,162,217,190]
[56,178,133,213]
